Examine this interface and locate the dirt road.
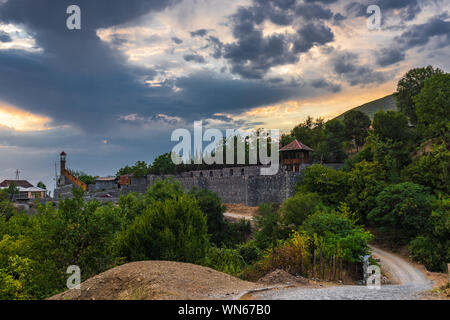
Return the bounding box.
[254,246,431,300]
[223,212,254,221]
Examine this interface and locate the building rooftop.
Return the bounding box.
[279,139,313,152]
[0,180,34,188]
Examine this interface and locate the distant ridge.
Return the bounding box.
[334,94,397,120]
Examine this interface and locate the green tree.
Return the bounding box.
[115,194,209,263]
[346,160,387,222]
[189,188,228,246]
[372,110,410,142]
[131,161,150,178]
[402,143,450,194]
[296,164,350,206]
[409,197,449,272]
[365,134,411,183]
[116,161,150,178]
[289,116,325,149]
[280,192,323,228]
[367,182,435,244]
[413,73,450,139]
[150,153,176,174]
[203,247,245,276]
[36,182,46,190]
[254,204,287,249]
[0,188,125,299]
[144,178,184,205]
[343,110,371,151]
[322,119,347,163]
[301,208,373,263]
[6,183,18,201]
[116,165,133,177]
[68,170,96,185]
[395,66,443,124]
[118,192,145,222]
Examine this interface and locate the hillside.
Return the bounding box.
[49,261,263,300]
[335,94,397,120]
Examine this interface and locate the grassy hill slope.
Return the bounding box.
[335,94,397,120]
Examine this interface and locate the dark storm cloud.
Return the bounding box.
[332,51,387,86]
[395,17,450,50]
[171,36,183,44]
[374,0,422,21]
[0,30,12,42]
[183,53,206,64]
[310,78,341,93]
[171,72,304,117]
[304,0,339,3]
[375,16,450,66]
[293,22,334,53]
[295,3,333,20]
[190,29,209,37]
[0,0,181,132]
[332,13,346,25]
[206,36,224,59]
[223,1,335,79]
[346,0,423,21]
[224,30,299,79]
[375,48,405,67]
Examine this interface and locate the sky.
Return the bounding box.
[0,0,449,193]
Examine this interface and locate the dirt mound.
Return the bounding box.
[50,261,262,300]
[257,269,311,286]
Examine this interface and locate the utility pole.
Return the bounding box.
[15,169,20,180]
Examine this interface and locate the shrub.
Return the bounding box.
[203,247,245,276]
[296,164,350,206]
[115,195,209,263]
[280,192,322,228]
[144,178,184,205]
[346,160,387,221]
[413,73,450,139]
[402,143,450,194]
[189,188,227,246]
[367,182,434,244]
[254,204,287,249]
[237,240,263,265]
[118,192,145,222]
[301,206,372,263]
[372,110,410,142]
[409,197,449,272]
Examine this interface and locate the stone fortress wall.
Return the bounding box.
[144,165,304,206]
[55,163,342,206]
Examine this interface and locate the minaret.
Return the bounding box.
[60,151,67,185]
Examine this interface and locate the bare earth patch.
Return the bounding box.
[49,261,264,300]
[224,204,258,216]
[257,269,313,287]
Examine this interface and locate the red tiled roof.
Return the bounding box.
[279,139,313,152]
[0,180,34,188]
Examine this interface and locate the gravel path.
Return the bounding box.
[223,212,254,221]
[254,246,431,300]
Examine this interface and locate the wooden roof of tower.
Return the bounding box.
[279,139,314,152]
